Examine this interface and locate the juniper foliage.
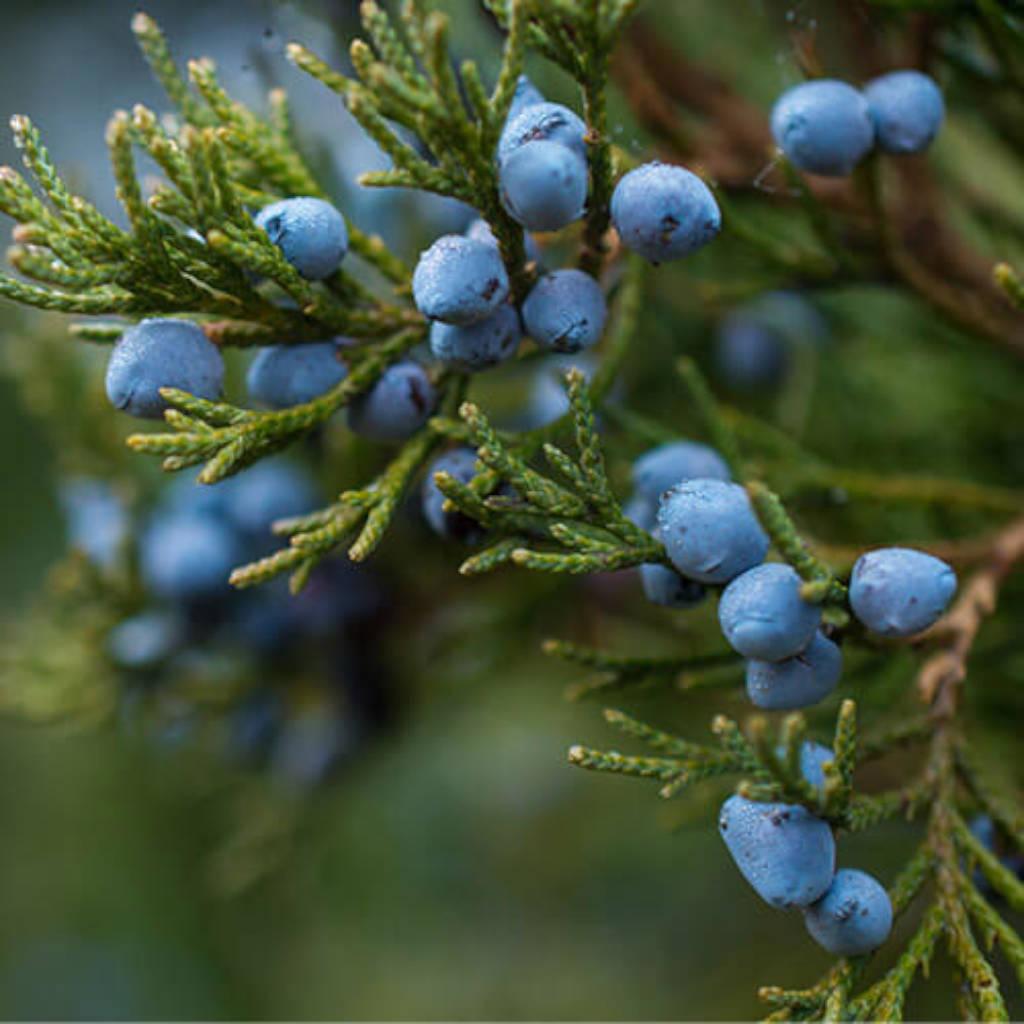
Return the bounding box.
[0,1,1022,1018]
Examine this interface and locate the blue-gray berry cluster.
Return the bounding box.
[771,70,944,177]
[719,744,893,955]
[614,433,960,956]
[68,460,386,789]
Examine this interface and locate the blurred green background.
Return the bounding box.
[0,0,1022,1019]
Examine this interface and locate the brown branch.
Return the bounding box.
[916,515,1024,715]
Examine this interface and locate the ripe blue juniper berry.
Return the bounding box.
[0,3,1020,1015]
[429,303,521,372]
[422,447,485,544]
[718,563,822,662]
[863,70,945,155]
[657,479,769,584]
[247,340,349,408]
[850,547,958,637]
[347,360,437,442]
[715,291,828,393]
[412,234,510,325]
[770,79,875,176]
[105,318,224,419]
[718,795,837,909]
[255,197,349,280]
[499,139,588,232]
[639,562,706,609]
[610,162,721,263]
[803,869,894,957]
[745,630,843,710]
[521,269,607,353]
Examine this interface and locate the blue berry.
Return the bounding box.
[849,547,956,637]
[632,441,731,503]
[140,513,241,603]
[500,140,588,232]
[770,80,875,176]
[106,611,182,670]
[522,269,607,353]
[422,447,483,543]
[715,315,787,392]
[429,304,520,372]
[716,291,827,392]
[798,741,835,792]
[412,235,509,325]
[247,340,348,408]
[657,479,769,584]
[640,563,706,608]
[718,795,836,909]
[746,631,842,710]
[804,869,893,956]
[507,74,545,123]
[59,477,128,569]
[465,217,541,264]
[623,492,658,532]
[863,70,944,155]
[348,360,437,441]
[255,197,348,280]
[497,101,587,165]
[224,460,319,546]
[519,353,600,429]
[105,318,224,419]
[719,563,821,661]
[611,162,721,263]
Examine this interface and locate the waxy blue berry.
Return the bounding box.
[105,318,224,419]
[657,479,769,584]
[640,563,706,609]
[247,340,348,408]
[771,80,875,176]
[796,741,835,793]
[141,514,241,603]
[422,447,483,543]
[500,140,588,232]
[412,235,509,325]
[623,492,657,532]
[59,477,128,569]
[429,304,520,372]
[849,547,956,637]
[107,611,182,669]
[348,360,437,442]
[255,197,348,280]
[522,269,607,353]
[716,315,787,391]
[497,101,587,165]
[719,563,821,662]
[632,441,731,504]
[224,460,318,547]
[746,631,843,710]
[719,794,836,909]
[716,291,827,392]
[863,70,944,155]
[804,868,893,956]
[611,162,721,263]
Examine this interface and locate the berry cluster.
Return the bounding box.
[61,463,386,788]
[619,438,957,954]
[771,70,944,177]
